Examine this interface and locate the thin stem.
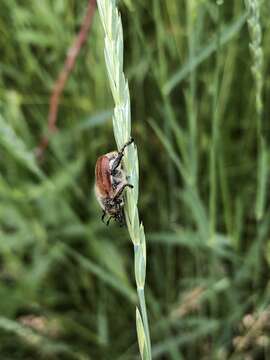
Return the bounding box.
[36,0,97,159]
[209,3,222,239]
[187,1,198,188]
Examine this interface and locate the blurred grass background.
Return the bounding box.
[0,0,270,359]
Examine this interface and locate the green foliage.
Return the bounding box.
[0,0,270,359]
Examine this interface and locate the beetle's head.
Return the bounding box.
[104,198,122,214]
[114,208,125,226]
[104,198,125,225]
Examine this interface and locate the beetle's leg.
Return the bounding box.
[114,183,133,200]
[106,216,113,226]
[101,210,106,224]
[119,137,134,155]
[119,210,126,227]
[111,138,134,174]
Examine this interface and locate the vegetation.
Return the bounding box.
[0,0,269,359]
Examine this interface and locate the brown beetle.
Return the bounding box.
[95,138,134,225]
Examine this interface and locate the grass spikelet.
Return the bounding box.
[245,0,268,220]
[96,0,152,358]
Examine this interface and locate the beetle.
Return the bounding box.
[95,138,134,226]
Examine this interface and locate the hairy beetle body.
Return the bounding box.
[94,139,134,225]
